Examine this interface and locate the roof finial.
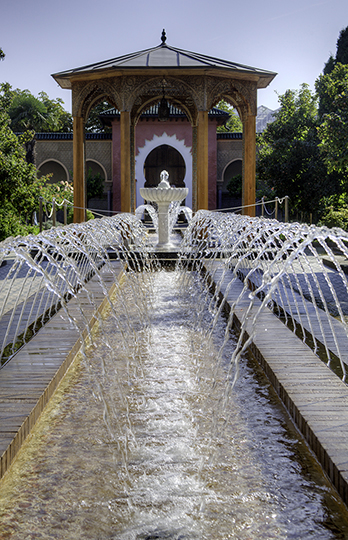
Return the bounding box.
[161,29,167,44]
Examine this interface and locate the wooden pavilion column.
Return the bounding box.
[242,113,256,217]
[196,110,209,210]
[120,111,131,213]
[73,116,86,223]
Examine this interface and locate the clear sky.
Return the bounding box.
[0,0,347,114]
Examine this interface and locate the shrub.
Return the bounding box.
[318,206,348,231]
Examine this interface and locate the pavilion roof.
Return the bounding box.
[52,31,276,90]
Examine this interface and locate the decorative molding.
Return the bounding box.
[128,76,198,125]
[232,80,258,117]
[72,73,257,123]
[72,79,122,119]
[205,77,257,120]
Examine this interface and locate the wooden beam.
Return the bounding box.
[197,110,209,210]
[73,116,86,223]
[120,111,131,213]
[242,114,256,217]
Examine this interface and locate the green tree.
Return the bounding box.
[0,48,5,61]
[37,91,72,132]
[6,87,72,165]
[216,100,243,132]
[226,174,242,197]
[256,84,340,215]
[0,85,36,206]
[336,27,348,65]
[0,83,71,239]
[317,64,348,177]
[324,26,348,76]
[8,88,72,133]
[321,26,348,117]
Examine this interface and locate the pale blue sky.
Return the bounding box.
[0,0,347,114]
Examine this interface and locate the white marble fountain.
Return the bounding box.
[140,170,188,250]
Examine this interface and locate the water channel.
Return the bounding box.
[1,267,348,539]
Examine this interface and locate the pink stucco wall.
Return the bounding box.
[111,117,219,212]
[135,120,193,152]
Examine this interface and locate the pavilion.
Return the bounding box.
[52,31,276,222]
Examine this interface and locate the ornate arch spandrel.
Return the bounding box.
[206,77,257,122]
[231,80,258,119]
[71,79,122,120]
[179,75,209,115]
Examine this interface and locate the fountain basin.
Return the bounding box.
[140,186,188,203]
[140,170,188,250]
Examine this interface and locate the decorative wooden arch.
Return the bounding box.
[52,31,276,222]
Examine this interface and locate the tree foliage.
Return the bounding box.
[324,26,348,76]
[321,26,348,117]
[226,174,242,197]
[0,83,72,240]
[0,85,36,206]
[216,100,243,132]
[336,27,348,65]
[256,84,341,214]
[316,64,348,179]
[318,206,348,231]
[8,89,72,133]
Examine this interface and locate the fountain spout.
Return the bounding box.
[140,170,188,250]
[158,169,171,189]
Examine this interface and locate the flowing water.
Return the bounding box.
[1,268,348,539]
[181,211,348,381]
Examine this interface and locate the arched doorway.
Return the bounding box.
[38,160,69,184]
[86,160,106,180]
[85,160,110,215]
[136,133,192,209]
[222,159,242,210]
[144,145,186,188]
